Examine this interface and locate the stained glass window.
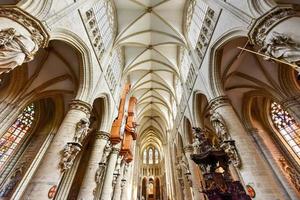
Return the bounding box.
[271,102,300,158]
[0,104,35,170]
[155,149,159,164]
[148,148,153,164]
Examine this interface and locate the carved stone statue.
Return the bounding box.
[94,142,112,184]
[220,141,241,167]
[0,28,38,74]
[100,141,112,164]
[260,31,300,66]
[95,163,106,184]
[209,110,230,142]
[59,143,81,173]
[73,118,90,144]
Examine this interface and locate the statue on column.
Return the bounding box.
[260,31,300,66]
[209,110,231,142]
[95,142,112,184]
[59,143,81,173]
[0,28,39,74]
[73,118,90,144]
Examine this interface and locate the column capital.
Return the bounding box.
[249,6,297,46]
[95,131,110,140]
[69,99,92,115]
[208,96,231,111]
[111,147,121,154]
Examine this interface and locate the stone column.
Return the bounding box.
[249,128,299,199]
[208,96,287,199]
[112,159,125,200]
[77,131,110,200]
[100,145,120,200]
[120,162,130,200]
[21,100,92,199]
[183,145,204,200]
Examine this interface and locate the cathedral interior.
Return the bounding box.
[1,0,300,200]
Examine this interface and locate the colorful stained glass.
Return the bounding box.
[0,104,35,170]
[271,102,300,158]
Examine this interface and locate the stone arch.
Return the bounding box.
[193,91,209,128]
[247,0,275,17]
[91,93,111,133]
[242,92,300,198]
[49,28,93,103]
[208,29,248,98]
[1,96,64,199]
[183,117,193,145]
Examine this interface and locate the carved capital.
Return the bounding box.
[0,6,49,48]
[69,99,92,115]
[249,6,298,46]
[208,96,231,111]
[59,142,82,173]
[95,131,110,140]
[111,146,120,154]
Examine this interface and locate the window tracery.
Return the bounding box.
[0,104,35,170]
[271,102,300,158]
[155,149,159,164]
[148,148,153,164]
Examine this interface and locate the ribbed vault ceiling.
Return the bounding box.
[114,0,187,141]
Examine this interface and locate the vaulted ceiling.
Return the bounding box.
[114,0,187,141]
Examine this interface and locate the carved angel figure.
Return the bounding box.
[209,110,230,142]
[0,28,38,74]
[74,118,90,144]
[260,31,300,66]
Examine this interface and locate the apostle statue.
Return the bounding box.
[74,118,90,144]
[0,28,38,74]
[209,110,230,142]
[95,142,112,183]
[59,143,81,172]
[260,31,300,67]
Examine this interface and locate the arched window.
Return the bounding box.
[143,149,147,164]
[155,149,159,164]
[148,148,153,164]
[0,103,36,170]
[271,102,300,158]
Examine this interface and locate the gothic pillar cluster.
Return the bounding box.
[20,100,92,199]
[77,131,110,199]
[183,145,204,200]
[208,96,287,199]
[100,146,120,200]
